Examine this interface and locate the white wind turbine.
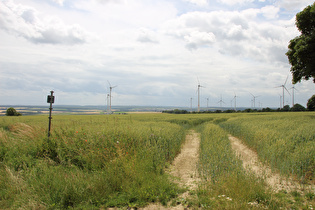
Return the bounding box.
[232,92,238,111]
[206,97,209,111]
[197,78,205,112]
[290,86,298,107]
[106,93,110,114]
[190,97,193,112]
[250,93,260,108]
[276,76,290,108]
[107,80,117,114]
[218,95,225,109]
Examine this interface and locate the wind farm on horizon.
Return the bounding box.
[105,75,299,114]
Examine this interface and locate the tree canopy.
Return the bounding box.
[5,107,22,116]
[290,103,306,112]
[286,3,315,84]
[307,94,315,111]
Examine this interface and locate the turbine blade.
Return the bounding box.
[284,75,288,86]
[284,86,291,95]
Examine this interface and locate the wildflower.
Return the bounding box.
[85,140,87,142]
[76,131,78,133]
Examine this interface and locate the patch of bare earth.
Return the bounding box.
[229,135,314,193]
[141,130,201,210]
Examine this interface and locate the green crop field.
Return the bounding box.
[0,112,314,209]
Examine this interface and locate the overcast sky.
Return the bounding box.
[1,0,314,109]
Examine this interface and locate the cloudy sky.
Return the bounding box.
[1,0,314,109]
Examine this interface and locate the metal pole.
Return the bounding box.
[48,91,54,138]
[198,86,200,112]
[190,97,192,112]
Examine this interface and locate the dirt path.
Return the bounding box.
[229,135,314,193]
[142,130,201,210]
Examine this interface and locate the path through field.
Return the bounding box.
[229,135,314,193]
[142,130,201,210]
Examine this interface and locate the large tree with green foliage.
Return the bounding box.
[307,94,315,111]
[286,3,315,84]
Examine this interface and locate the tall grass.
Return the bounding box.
[219,112,315,183]
[0,115,185,208]
[196,123,279,209]
[1,113,314,209]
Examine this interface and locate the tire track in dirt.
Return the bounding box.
[141,130,201,210]
[229,135,314,193]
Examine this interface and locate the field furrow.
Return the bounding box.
[229,135,314,193]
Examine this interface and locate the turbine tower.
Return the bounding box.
[197,78,205,112]
[232,92,238,111]
[291,86,298,107]
[190,97,193,112]
[276,76,290,108]
[218,95,225,109]
[106,93,110,114]
[107,81,117,114]
[250,93,260,109]
[206,97,209,111]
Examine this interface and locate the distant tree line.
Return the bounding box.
[163,104,307,114]
[163,95,315,114]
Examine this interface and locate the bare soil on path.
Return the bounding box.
[141,130,201,210]
[229,135,314,193]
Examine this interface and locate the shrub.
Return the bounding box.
[5,107,22,116]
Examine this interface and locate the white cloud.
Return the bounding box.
[218,0,254,6]
[0,0,91,45]
[51,0,65,6]
[184,31,215,50]
[183,0,208,6]
[261,5,280,19]
[162,9,293,64]
[137,28,159,44]
[277,0,314,11]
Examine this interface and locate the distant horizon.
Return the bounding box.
[0,104,285,109]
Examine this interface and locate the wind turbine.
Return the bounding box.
[107,81,117,114]
[250,93,260,108]
[279,94,282,109]
[290,86,298,107]
[276,76,290,108]
[190,97,193,112]
[197,78,205,112]
[106,93,110,114]
[231,92,238,111]
[218,95,225,109]
[206,97,209,111]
